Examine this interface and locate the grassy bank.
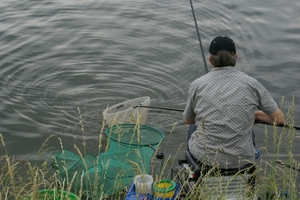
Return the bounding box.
[0,103,299,200]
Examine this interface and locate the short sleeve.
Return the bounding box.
[254,80,278,115]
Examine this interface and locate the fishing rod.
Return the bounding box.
[133,105,184,112]
[254,121,300,130]
[276,160,300,172]
[134,105,300,130]
[189,0,208,74]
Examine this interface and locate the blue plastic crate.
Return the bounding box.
[125,182,180,200]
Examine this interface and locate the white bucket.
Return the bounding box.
[134,174,153,194]
[103,96,150,126]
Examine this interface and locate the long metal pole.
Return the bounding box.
[133,105,184,112]
[189,0,208,74]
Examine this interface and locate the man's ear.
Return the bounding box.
[208,56,214,66]
[235,54,238,61]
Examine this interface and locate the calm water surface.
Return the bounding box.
[0,0,300,189]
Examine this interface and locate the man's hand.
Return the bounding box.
[184,118,195,124]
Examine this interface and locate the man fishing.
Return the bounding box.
[183,36,285,172]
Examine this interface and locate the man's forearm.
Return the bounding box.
[255,109,285,125]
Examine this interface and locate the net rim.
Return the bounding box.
[105,123,165,146]
[103,96,150,115]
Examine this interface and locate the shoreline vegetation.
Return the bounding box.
[1,100,299,200]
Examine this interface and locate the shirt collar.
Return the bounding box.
[211,66,235,71]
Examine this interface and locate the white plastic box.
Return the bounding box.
[134,174,153,194]
[103,96,150,126]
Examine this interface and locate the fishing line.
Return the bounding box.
[189,0,208,74]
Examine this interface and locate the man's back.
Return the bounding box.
[185,66,277,168]
[184,36,283,169]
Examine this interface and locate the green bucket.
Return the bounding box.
[154,179,176,198]
[24,189,79,200]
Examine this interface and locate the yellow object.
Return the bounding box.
[154,179,176,198]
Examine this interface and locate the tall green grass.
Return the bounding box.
[0,102,299,200]
[254,98,299,199]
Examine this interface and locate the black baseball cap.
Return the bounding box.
[209,36,236,55]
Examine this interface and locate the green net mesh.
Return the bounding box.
[51,124,165,198]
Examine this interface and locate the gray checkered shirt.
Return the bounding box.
[183,66,278,169]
